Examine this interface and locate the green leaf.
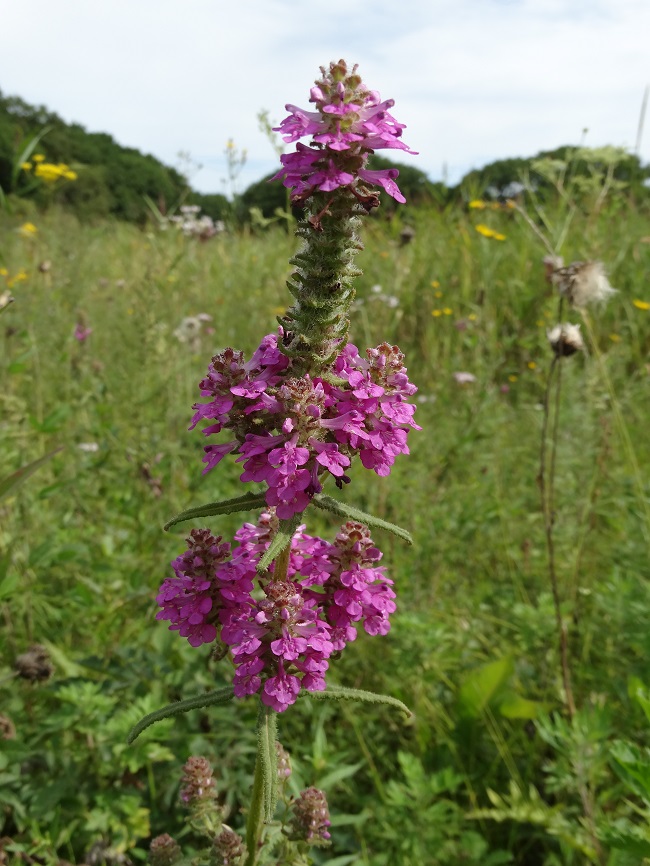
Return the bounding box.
[0,447,64,501]
[312,493,413,545]
[164,491,267,530]
[302,684,412,719]
[497,692,551,720]
[457,657,514,719]
[127,686,235,743]
[257,514,301,573]
[628,675,650,725]
[610,739,650,803]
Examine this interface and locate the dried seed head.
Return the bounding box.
[15,645,54,683]
[543,254,564,283]
[547,323,585,357]
[553,261,616,308]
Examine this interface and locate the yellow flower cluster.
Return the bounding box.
[22,156,77,183]
[633,299,650,311]
[0,267,29,289]
[469,200,515,211]
[475,224,506,241]
[19,222,38,236]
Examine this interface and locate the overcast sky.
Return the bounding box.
[2,0,649,194]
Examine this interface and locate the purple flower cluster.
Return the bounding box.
[190,331,419,520]
[156,513,395,712]
[272,59,416,205]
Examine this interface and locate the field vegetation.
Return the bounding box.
[2,137,650,865]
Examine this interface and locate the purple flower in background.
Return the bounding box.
[74,323,92,342]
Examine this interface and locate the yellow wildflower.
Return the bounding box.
[468,313,477,321]
[21,162,32,171]
[508,375,518,383]
[19,222,38,236]
[431,280,440,288]
[432,309,442,317]
[527,361,537,370]
[633,299,650,311]
[475,224,506,241]
[469,200,486,209]
[609,333,621,342]
[0,267,8,277]
[536,319,545,327]
[443,307,453,315]
[32,153,45,162]
[434,291,443,298]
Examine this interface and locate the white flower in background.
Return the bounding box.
[168,206,225,240]
[174,316,202,350]
[453,371,477,385]
[553,261,616,308]
[547,323,585,357]
[78,442,99,453]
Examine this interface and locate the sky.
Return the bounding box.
[2,0,649,195]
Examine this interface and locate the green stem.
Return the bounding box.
[245,703,278,866]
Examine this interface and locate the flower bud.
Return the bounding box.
[276,742,292,780]
[286,787,331,846]
[149,834,182,866]
[210,826,246,866]
[180,755,217,806]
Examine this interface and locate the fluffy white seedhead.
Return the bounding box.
[553,261,616,309]
[547,323,585,357]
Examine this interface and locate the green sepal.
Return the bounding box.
[164,492,267,531]
[126,686,235,743]
[256,514,301,574]
[312,494,413,545]
[302,683,413,719]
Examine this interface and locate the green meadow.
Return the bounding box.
[2,184,650,864]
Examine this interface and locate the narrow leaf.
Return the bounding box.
[164,492,267,531]
[303,684,412,719]
[127,686,235,743]
[0,447,64,501]
[312,494,412,545]
[257,514,301,573]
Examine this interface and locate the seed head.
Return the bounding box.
[547,323,585,357]
[553,261,616,308]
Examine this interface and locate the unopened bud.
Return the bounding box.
[180,756,217,806]
[210,826,246,866]
[149,834,181,866]
[286,787,331,846]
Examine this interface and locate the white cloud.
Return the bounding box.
[2,0,649,193]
